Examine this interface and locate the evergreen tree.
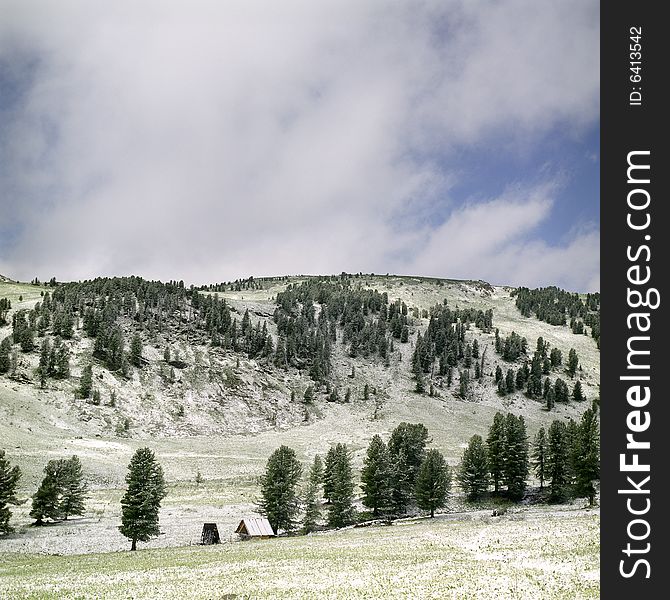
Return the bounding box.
[30,459,67,524]
[567,348,579,378]
[546,421,569,501]
[532,428,548,489]
[415,449,451,517]
[554,378,570,403]
[503,414,529,500]
[0,337,11,374]
[258,445,302,534]
[119,448,167,550]
[486,412,506,493]
[550,347,562,368]
[388,423,429,513]
[130,333,143,368]
[505,369,515,394]
[458,435,489,501]
[79,364,93,399]
[0,450,22,534]
[303,386,315,404]
[327,444,355,528]
[495,365,503,384]
[572,380,586,403]
[360,435,392,516]
[59,456,87,519]
[302,455,324,534]
[323,446,337,503]
[574,408,600,505]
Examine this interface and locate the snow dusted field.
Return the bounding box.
[0,508,599,599]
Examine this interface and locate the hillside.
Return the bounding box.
[0,274,599,556]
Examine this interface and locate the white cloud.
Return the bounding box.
[0,0,599,290]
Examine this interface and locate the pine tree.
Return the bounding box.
[258,445,302,534]
[59,456,87,519]
[0,450,22,534]
[302,455,324,534]
[360,435,392,516]
[326,444,355,528]
[388,423,429,513]
[458,435,489,501]
[119,448,167,550]
[38,339,51,388]
[130,333,143,368]
[415,449,451,517]
[0,337,11,374]
[546,421,568,501]
[567,348,579,378]
[323,446,337,504]
[486,412,506,493]
[30,459,67,524]
[79,364,93,399]
[532,428,548,489]
[503,413,529,500]
[572,380,585,402]
[574,408,600,505]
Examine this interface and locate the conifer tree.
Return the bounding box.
[302,455,324,534]
[574,408,600,505]
[79,364,93,399]
[258,445,302,535]
[547,421,568,501]
[323,446,337,504]
[0,337,11,374]
[130,333,143,368]
[503,413,529,500]
[119,448,167,550]
[388,423,429,513]
[361,435,392,516]
[458,435,489,501]
[567,348,579,378]
[415,449,451,517]
[327,444,355,528]
[486,412,506,493]
[532,427,548,489]
[572,380,586,403]
[30,459,67,524]
[59,456,87,520]
[0,450,22,534]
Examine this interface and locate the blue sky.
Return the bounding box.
[0,0,599,291]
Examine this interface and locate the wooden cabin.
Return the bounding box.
[235,517,275,539]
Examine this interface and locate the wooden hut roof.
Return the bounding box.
[235,517,275,537]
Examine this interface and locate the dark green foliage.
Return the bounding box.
[387,423,429,513]
[572,380,585,402]
[486,413,506,493]
[360,435,392,516]
[574,408,600,505]
[0,298,11,325]
[458,435,489,501]
[59,456,87,520]
[415,449,451,517]
[503,414,529,500]
[0,337,11,373]
[513,287,599,334]
[567,348,579,378]
[496,331,527,362]
[532,428,548,489]
[303,386,314,404]
[326,444,355,528]
[302,455,324,534]
[495,365,503,384]
[550,347,562,368]
[0,450,22,534]
[119,448,167,550]
[30,459,67,524]
[547,421,569,501]
[258,445,302,534]
[130,333,143,368]
[79,364,93,399]
[323,446,337,504]
[458,369,470,399]
[553,378,570,403]
[505,369,515,394]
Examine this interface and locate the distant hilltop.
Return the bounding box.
[0,273,15,283]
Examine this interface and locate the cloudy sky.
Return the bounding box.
[0,0,599,291]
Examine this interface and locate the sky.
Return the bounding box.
[0,0,599,291]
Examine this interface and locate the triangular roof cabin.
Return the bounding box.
[235,517,275,538]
